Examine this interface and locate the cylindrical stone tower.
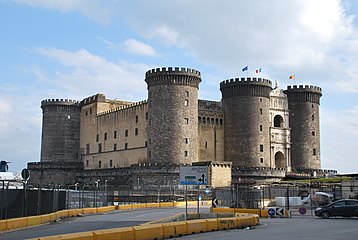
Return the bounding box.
[145,67,201,164]
[220,77,272,167]
[40,99,81,163]
[284,85,322,171]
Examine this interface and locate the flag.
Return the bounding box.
[255,68,262,73]
[242,66,248,72]
[289,75,295,79]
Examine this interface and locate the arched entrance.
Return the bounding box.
[274,115,284,127]
[275,151,285,168]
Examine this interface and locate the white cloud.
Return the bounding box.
[32,47,151,101]
[123,39,157,56]
[321,106,358,173]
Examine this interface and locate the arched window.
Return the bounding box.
[274,115,284,128]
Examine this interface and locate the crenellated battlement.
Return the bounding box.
[286,85,322,93]
[220,77,272,99]
[80,93,106,106]
[145,67,201,88]
[220,77,272,87]
[41,98,80,106]
[97,100,147,116]
[145,67,201,77]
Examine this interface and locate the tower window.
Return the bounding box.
[205,141,208,149]
[85,111,88,116]
[96,134,99,142]
[260,98,262,102]
[146,112,148,120]
[260,109,263,115]
[86,144,90,154]
[260,125,263,131]
[184,118,189,124]
[312,114,315,121]
[185,91,189,97]
[136,115,138,123]
[313,148,316,156]
[260,144,264,152]
[125,143,128,149]
[90,108,92,115]
[104,132,107,141]
[185,138,188,144]
[86,160,89,167]
[184,151,188,157]
[125,129,128,137]
[114,143,117,151]
[260,158,264,163]
[135,128,139,135]
[109,160,113,168]
[145,141,147,147]
[98,161,102,168]
[114,130,117,139]
[184,99,189,107]
[98,143,102,153]
[312,131,315,136]
[149,151,151,158]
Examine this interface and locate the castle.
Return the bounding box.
[28,67,335,187]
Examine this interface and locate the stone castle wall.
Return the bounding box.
[145,67,201,164]
[284,85,322,170]
[220,78,273,167]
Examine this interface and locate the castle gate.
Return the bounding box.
[275,151,285,168]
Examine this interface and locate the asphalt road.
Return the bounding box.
[2,207,357,240]
[0,207,206,240]
[177,215,358,240]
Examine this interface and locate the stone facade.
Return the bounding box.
[28,67,326,187]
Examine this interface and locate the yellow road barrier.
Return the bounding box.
[133,223,163,240]
[162,221,187,239]
[92,227,134,240]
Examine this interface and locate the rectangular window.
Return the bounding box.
[90,108,92,115]
[109,160,113,168]
[260,125,263,131]
[149,151,151,158]
[136,115,139,123]
[125,129,128,137]
[260,144,264,152]
[145,112,148,120]
[125,143,128,149]
[86,144,90,154]
[96,134,99,142]
[114,130,117,139]
[104,132,107,141]
[205,141,208,149]
[98,160,102,168]
[185,138,188,144]
[135,128,138,135]
[114,143,117,151]
[313,148,316,156]
[184,118,189,124]
[184,151,188,157]
[86,160,89,167]
[145,141,147,147]
[260,158,264,163]
[260,109,263,115]
[184,99,189,107]
[312,131,315,136]
[98,143,102,153]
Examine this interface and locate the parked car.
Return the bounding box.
[315,199,358,219]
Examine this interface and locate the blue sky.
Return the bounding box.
[1,0,358,174]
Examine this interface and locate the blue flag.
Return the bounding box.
[242,66,248,72]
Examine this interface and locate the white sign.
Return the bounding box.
[179,166,208,185]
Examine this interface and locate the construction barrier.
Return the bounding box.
[162,221,187,239]
[133,223,163,240]
[92,227,135,240]
[205,219,218,232]
[186,219,207,234]
[27,215,42,227]
[27,215,259,240]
